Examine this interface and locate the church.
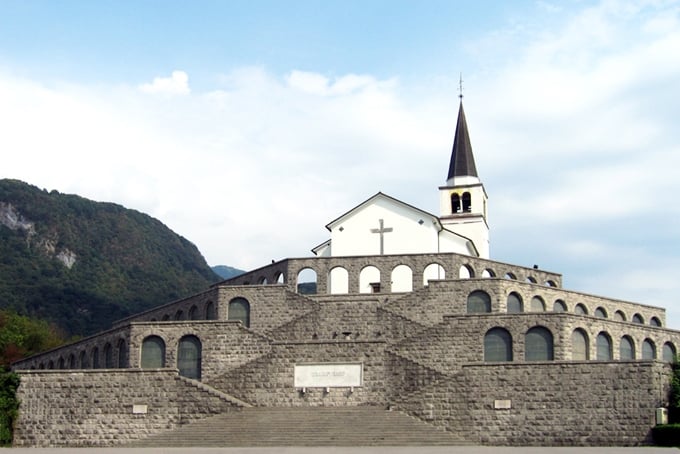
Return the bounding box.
[11,101,680,447]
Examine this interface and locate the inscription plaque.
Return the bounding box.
[294,363,363,388]
[494,399,512,409]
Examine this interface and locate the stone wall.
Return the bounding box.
[14,369,244,447]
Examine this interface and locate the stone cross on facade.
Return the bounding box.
[370,219,393,255]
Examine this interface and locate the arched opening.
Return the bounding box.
[526,276,537,284]
[47,360,54,370]
[620,335,635,360]
[174,310,184,321]
[296,268,317,294]
[467,290,491,313]
[205,301,217,320]
[614,310,626,321]
[596,332,612,360]
[642,339,656,359]
[553,300,567,312]
[390,264,413,292]
[484,328,513,362]
[178,335,202,380]
[188,305,199,320]
[462,192,472,212]
[594,307,607,318]
[632,313,644,324]
[423,263,445,285]
[530,296,545,312]
[504,272,517,280]
[525,326,554,361]
[459,264,474,279]
[650,316,662,327]
[328,266,349,294]
[451,193,461,213]
[79,351,88,369]
[275,272,285,284]
[575,303,588,315]
[546,280,557,287]
[104,343,113,368]
[228,297,251,327]
[141,336,166,368]
[663,342,677,362]
[58,357,65,369]
[68,354,76,369]
[481,268,496,278]
[571,329,589,360]
[258,276,268,285]
[162,314,170,321]
[359,265,381,293]
[507,292,523,313]
[117,339,127,368]
[91,347,100,369]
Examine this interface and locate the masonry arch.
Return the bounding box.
[530,296,545,312]
[620,335,635,360]
[507,292,523,313]
[47,360,54,370]
[178,335,202,380]
[526,276,537,284]
[423,263,445,285]
[650,316,662,327]
[467,290,491,313]
[504,272,517,280]
[275,272,285,284]
[188,305,199,320]
[614,310,626,321]
[68,354,76,369]
[632,313,644,324]
[79,350,89,369]
[141,335,166,368]
[104,343,113,368]
[91,347,100,369]
[451,193,461,213]
[359,265,381,293]
[571,328,589,360]
[459,264,474,279]
[481,268,496,278]
[328,266,349,294]
[575,303,588,315]
[58,357,65,369]
[228,297,251,328]
[174,310,184,321]
[642,338,656,359]
[117,339,128,368]
[594,307,608,318]
[205,301,217,320]
[596,332,612,360]
[484,327,513,362]
[553,299,567,312]
[462,192,472,212]
[390,264,413,292]
[663,342,677,362]
[546,280,557,287]
[258,276,268,285]
[297,268,317,294]
[525,326,554,361]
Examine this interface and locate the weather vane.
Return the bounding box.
[458,73,464,100]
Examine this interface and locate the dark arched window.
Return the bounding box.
[553,300,567,312]
[467,290,491,313]
[571,329,589,360]
[188,305,199,320]
[462,192,472,212]
[117,339,128,368]
[594,307,607,318]
[663,342,677,362]
[507,292,523,313]
[47,360,54,370]
[141,336,166,368]
[175,310,184,321]
[530,296,545,312]
[91,347,100,369]
[619,335,635,360]
[178,335,202,380]
[525,326,554,361]
[596,332,612,360]
[642,339,656,360]
[451,193,461,213]
[79,351,89,369]
[614,310,626,321]
[575,303,588,315]
[650,317,661,327]
[229,297,251,327]
[484,328,513,362]
[103,343,113,368]
[58,357,65,369]
[632,313,644,324]
[205,301,217,320]
[68,354,76,369]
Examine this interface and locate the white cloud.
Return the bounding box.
[138,70,190,95]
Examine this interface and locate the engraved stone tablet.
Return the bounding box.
[494,399,511,409]
[294,363,363,388]
[132,404,148,414]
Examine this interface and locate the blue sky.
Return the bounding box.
[2,0,680,327]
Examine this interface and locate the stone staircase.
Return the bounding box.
[128,406,469,446]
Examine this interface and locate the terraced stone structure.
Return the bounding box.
[12,102,680,447]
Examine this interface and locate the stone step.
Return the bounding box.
[128,406,469,447]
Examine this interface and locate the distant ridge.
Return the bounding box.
[0,179,221,335]
[212,265,245,280]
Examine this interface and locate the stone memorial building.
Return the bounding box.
[12,101,680,447]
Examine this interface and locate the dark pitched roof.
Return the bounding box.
[446,101,478,180]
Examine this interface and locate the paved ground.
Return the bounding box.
[4,447,678,453]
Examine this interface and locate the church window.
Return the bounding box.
[594,307,607,318]
[104,343,113,368]
[329,266,349,294]
[575,303,588,315]
[391,265,413,292]
[596,332,612,360]
[178,335,202,380]
[141,336,166,368]
[619,336,635,360]
[296,268,317,294]
[188,305,199,320]
[525,326,554,361]
[530,296,545,312]
[650,316,662,327]
[553,300,567,312]
[359,266,380,294]
[423,263,445,285]
[614,310,626,321]
[205,301,217,320]
[663,342,677,362]
[175,310,184,321]
[117,339,128,368]
[642,339,656,360]
[632,313,644,324]
[451,193,461,213]
[228,297,250,328]
[79,351,89,369]
[467,290,491,313]
[462,192,472,212]
[571,329,589,360]
[459,264,474,279]
[91,347,100,369]
[484,328,513,362]
[506,292,523,313]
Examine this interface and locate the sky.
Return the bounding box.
[1,0,680,327]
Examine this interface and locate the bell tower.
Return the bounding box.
[439,99,489,258]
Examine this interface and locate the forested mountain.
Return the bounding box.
[0,179,220,336]
[211,265,245,279]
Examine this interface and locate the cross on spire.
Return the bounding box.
[458,72,464,100]
[370,219,393,255]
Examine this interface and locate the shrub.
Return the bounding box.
[0,370,19,445]
[652,424,680,447]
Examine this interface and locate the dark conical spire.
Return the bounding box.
[446,101,478,181]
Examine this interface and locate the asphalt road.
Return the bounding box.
[4,447,678,453]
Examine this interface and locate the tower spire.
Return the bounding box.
[446,95,478,183]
